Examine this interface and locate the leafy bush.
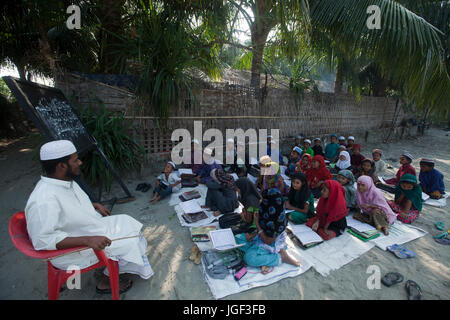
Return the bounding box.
[79,105,145,191]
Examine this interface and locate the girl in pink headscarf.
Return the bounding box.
[355,176,397,235]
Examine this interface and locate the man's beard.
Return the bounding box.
[65,165,80,180]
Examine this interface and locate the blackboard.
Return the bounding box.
[2,76,95,154]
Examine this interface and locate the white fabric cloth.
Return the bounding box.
[336,151,351,170]
[157,172,182,193]
[40,140,76,160]
[25,177,153,279]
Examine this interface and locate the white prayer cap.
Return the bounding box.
[296,135,302,139]
[204,147,213,155]
[167,161,176,169]
[304,139,312,144]
[313,137,321,141]
[347,136,355,141]
[267,135,272,139]
[339,136,345,140]
[40,140,77,161]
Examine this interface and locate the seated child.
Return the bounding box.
[378,152,416,193]
[346,136,355,155]
[372,149,387,178]
[204,169,239,216]
[260,161,289,196]
[295,153,312,174]
[338,136,347,147]
[306,155,333,198]
[355,176,397,235]
[419,158,445,199]
[324,134,340,161]
[302,139,314,157]
[151,161,181,203]
[292,135,303,149]
[332,150,352,173]
[256,155,272,190]
[336,169,358,211]
[312,138,324,157]
[305,180,348,240]
[235,188,301,274]
[388,174,423,224]
[355,158,379,183]
[285,146,302,176]
[331,145,346,164]
[196,148,223,184]
[232,176,262,234]
[286,172,316,224]
[350,144,365,175]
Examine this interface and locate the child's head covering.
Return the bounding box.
[347,136,355,141]
[372,149,383,155]
[394,174,422,212]
[304,139,312,145]
[288,172,311,209]
[420,158,435,167]
[167,161,176,169]
[315,180,348,225]
[293,146,302,155]
[336,151,351,170]
[352,144,361,151]
[339,136,346,141]
[296,135,303,139]
[314,137,321,142]
[259,188,287,238]
[210,168,234,188]
[259,155,272,166]
[338,169,355,184]
[331,134,338,139]
[402,152,414,161]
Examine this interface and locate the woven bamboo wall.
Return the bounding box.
[55,73,400,158]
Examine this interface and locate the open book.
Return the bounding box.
[209,228,245,251]
[180,199,208,224]
[179,190,201,202]
[288,223,323,249]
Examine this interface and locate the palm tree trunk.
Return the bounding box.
[334,60,344,93]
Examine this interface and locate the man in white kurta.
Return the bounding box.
[25,140,153,292]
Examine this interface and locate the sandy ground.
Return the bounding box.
[0,127,449,300]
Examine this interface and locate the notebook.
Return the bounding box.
[209,228,245,251]
[182,211,209,224]
[179,199,203,214]
[288,223,323,249]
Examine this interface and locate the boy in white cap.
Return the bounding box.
[25,140,153,295]
[347,136,355,155]
[338,136,347,147]
[301,139,314,157]
[151,161,181,204]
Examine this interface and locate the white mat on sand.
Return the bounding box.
[202,237,312,299]
[423,192,449,208]
[296,231,376,277]
[371,221,428,250]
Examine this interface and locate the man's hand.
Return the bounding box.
[85,236,112,250]
[93,202,111,216]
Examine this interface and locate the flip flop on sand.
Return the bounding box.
[96,278,133,295]
[435,221,445,231]
[405,280,422,300]
[387,244,416,259]
[381,272,404,287]
[435,237,450,245]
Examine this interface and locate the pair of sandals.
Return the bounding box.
[387,244,416,259]
[136,183,152,192]
[96,275,133,295]
[382,273,422,300]
[433,222,450,245]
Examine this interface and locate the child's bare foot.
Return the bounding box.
[382,227,389,236]
[280,249,301,267]
[261,266,271,274]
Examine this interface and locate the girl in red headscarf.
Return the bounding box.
[306,155,333,198]
[306,180,348,240]
[295,153,312,174]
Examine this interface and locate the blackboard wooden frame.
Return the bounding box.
[3,76,135,204]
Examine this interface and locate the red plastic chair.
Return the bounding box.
[9,211,119,300]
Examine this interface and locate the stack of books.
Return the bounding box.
[178,168,199,187]
[346,215,380,241]
[179,190,201,202]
